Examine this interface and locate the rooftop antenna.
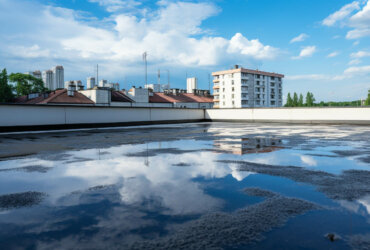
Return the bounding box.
[166,69,170,89]
[158,69,160,85]
[143,52,148,86]
[208,73,211,92]
[96,64,99,87]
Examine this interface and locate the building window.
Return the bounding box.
[232,87,234,92]
[256,81,260,85]
[256,75,260,79]
[271,76,275,80]
[242,100,248,105]
[232,101,235,105]
[223,88,225,92]
[223,102,225,105]
[232,80,234,85]
[232,94,234,98]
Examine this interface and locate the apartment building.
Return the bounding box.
[87,77,96,89]
[186,77,197,94]
[52,66,64,89]
[42,70,53,90]
[212,65,284,108]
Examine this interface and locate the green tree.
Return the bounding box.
[298,94,304,107]
[0,68,14,102]
[285,92,293,107]
[365,89,370,106]
[9,73,47,96]
[293,92,299,107]
[306,92,315,107]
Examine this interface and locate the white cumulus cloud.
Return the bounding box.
[327,51,340,58]
[0,0,280,79]
[322,0,370,39]
[292,46,316,59]
[350,50,370,58]
[89,0,141,12]
[322,1,360,26]
[290,33,309,43]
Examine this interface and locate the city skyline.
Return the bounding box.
[0,0,370,101]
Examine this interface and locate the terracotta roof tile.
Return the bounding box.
[13,89,94,105]
[149,92,213,103]
[111,91,134,102]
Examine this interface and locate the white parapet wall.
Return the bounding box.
[205,107,370,124]
[1,105,370,132]
[0,104,205,131]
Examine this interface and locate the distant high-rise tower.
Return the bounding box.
[52,66,64,89]
[25,70,42,79]
[87,77,96,89]
[187,77,198,93]
[42,70,54,90]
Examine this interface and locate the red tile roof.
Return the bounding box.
[149,92,213,103]
[13,89,94,105]
[111,91,134,103]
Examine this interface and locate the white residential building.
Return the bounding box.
[99,79,108,87]
[52,66,64,89]
[25,70,42,79]
[128,87,149,103]
[145,83,161,92]
[212,66,284,108]
[104,82,120,90]
[186,77,198,93]
[42,70,53,90]
[87,77,96,89]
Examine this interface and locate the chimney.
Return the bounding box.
[235,65,239,69]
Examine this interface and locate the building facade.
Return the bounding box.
[87,77,96,89]
[186,77,198,94]
[25,70,42,79]
[42,70,54,90]
[145,84,161,92]
[212,66,284,108]
[99,79,108,87]
[52,66,64,89]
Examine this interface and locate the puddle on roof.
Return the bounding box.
[0,123,369,249]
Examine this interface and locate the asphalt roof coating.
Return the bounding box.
[0,192,46,210]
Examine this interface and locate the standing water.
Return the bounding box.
[0,123,369,249]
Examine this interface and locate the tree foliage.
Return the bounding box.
[298,94,304,107]
[305,92,315,107]
[285,93,293,107]
[365,89,370,106]
[9,73,47,96]
[285,91,316,107]
[293,92,298,107]
[0,68,14,102]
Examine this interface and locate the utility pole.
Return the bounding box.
[143,52,147,86]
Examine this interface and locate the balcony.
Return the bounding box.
[213,85,220,89]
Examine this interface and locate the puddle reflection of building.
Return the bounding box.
[214,137,283,155]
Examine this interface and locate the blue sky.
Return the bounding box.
[0,0,369,102]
